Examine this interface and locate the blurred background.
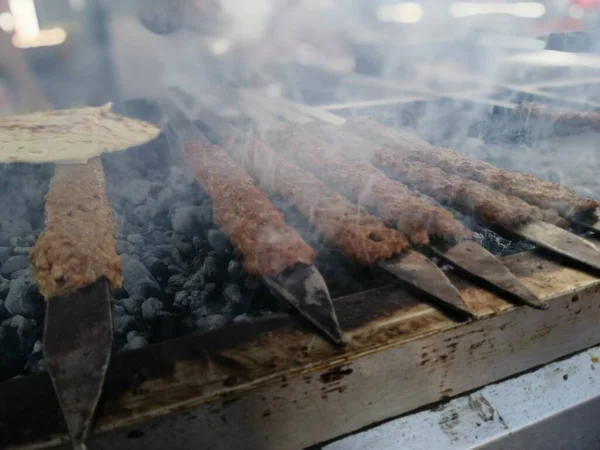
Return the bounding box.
[1,0,599,115]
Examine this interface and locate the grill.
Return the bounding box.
[3,53,600,450]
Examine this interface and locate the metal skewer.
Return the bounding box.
[188,105,477,321]
[378,251,475,319]
[431,240,545,309]
[263,264,345,345]
[512,221,600,272]
[44,278,113,450]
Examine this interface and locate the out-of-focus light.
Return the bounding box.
[9,0,40,40]
[210,38,230,55]
[449,2,546,18]
[377,3,424,24]
[568,4,585,18]
[69,0,86,12]
[0,12,14,32]
[505,50,600,68]
[12,27,67,48]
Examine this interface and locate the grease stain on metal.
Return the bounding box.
[468,394,495,422]
[320,365,353,384]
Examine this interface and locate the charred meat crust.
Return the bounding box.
[303,122,567,228]
[373,150,569,228]
[30,158,123,299]
[519,102,600,132]
[265,127,471,245]
[345,117,598,218]
[183,141,316,276]
[224,132,410,265]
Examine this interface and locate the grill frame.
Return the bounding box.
[2,249,600,449]
[5,70,600,448]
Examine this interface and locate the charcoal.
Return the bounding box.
[116,240,135,255]
[127,233,145,246]
[170,206,200,235]
[189,291,207,312]
[168,273,187,291]
[195,315,227,333]
[10,269,30,280]
[168,264,184,274]
[120,331,149,352]
[192,236,204,251]
[112,304,127,317]
[0,300,8,320]
[156,187,176,212]
[174,290,191,309]
[207,229,230,253]
[0,282,9,302]
[120,294,145,316]
[1,315,37,360]
[201,256,219,281]
[142,256,161,273]
[5,273,43,317]
[177,242,194,256]
[122,255,162,298]
[131,205,150,226]
[2,219,32,238]
[170,247,183,265]
[141,297,164,321]
[0,256,30,276]
[124,179,152,206]
[145,198,160,220]
[223,283,242,304]
[204,283,217,296]
[244,277,261,291]
[0,247,10,266]
[9,237,27,248]
[24,340,46,373]
[227,260,242,279]
[12,247,31,255]
[233,313,257,324]
[113,315,139,335]
[154,244,174,258]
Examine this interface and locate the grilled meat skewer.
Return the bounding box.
[30,158,121,450]
[183,141,343,344]
[223,131,473,318]
[262,124,544,308]
[344,117,598,218]
[311,124,600,274]
[519,102,600,134]
[264,127,471,245]
[31,158,123,298]
[302,122,567,229]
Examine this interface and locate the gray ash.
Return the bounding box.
[0,164,51,381]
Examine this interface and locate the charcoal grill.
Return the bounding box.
[3,57,600,449]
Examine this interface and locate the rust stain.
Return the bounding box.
[440,389,453,399]
[534,323,557,340]
[320,365,353,384]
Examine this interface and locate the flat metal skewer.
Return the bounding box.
[512,220,600,272]
[431,240,546,309]
[263,264,345,345]
[44,278,113,450]
[378,251,475,320]
[571,209,600,234]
